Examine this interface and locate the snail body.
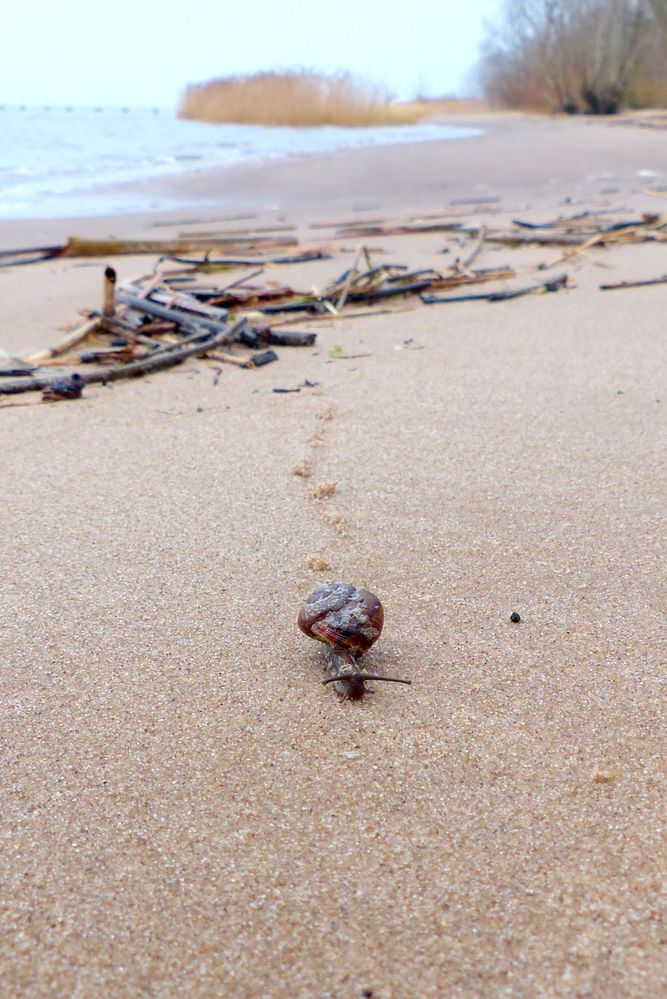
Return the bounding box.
[298,582,410,700]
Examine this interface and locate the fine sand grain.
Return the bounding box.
[1,116,665,998]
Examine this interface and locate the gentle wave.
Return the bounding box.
[0,106,480,220]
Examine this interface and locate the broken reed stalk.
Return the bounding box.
[0,318,247,397]
[103,267,117,317]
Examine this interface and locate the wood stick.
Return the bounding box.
[336,245,365,310]
[0,318,247,396]
[220,267,265,291]
[0,245,63,267]
[126,286,229,321]
[422,273,569,305]
[599,274,667,291]
[484,232,585,247]
[263,329,317,347]
[33,355,86,367]
[205,350,248,367]
[116,291,233,337]
[166,249,330,267]
[455,225,486,274]
[24,316,102,364]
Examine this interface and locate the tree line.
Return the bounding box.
[478,0,667,113]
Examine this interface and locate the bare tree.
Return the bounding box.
[478,0,665,113]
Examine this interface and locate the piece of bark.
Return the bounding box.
[246,349,278,368]
[263,329,317,347]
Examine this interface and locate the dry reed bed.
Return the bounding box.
[178,70,420,127]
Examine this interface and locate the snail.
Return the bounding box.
[298,582,411,700]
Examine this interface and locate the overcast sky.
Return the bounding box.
[0,0,501,109]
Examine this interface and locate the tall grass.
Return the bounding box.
[178,70,420,127]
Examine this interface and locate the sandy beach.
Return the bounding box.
[1,115,665,998]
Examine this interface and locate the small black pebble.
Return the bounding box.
[196,407,204,413]
[510,611,521,623]
[361,991,373,998]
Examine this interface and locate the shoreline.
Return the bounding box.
[0,112,482,226]
[1,114,664,247]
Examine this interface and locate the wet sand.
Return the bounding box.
[1,116,665,998]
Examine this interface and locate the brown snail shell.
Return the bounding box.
[297,582,384,657]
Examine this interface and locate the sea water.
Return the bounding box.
[0,106,479,220]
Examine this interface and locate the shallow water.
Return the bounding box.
[0,106,479,220]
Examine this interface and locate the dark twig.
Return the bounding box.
[599,274,667,291]
[422,273,569,305]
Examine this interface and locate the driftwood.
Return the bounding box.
[130,287,230,321]
[116,291,236,338]
[333,221,465,238]
[599,274,667,291]
[308,209,472,230]
[247,349,278,368]
[59,235,298,257]
[454,226,486,274]
[485,231,585,247]
[263,329,317,347]
[166,249,330,267]
[422,273,569,305]
[0,318,247,397]
[0,235,312,268]
[335,246,373,309]
[0,246,63,267]
[511,209,621,231]
[0,362,36,377]
[206,350,248,368]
